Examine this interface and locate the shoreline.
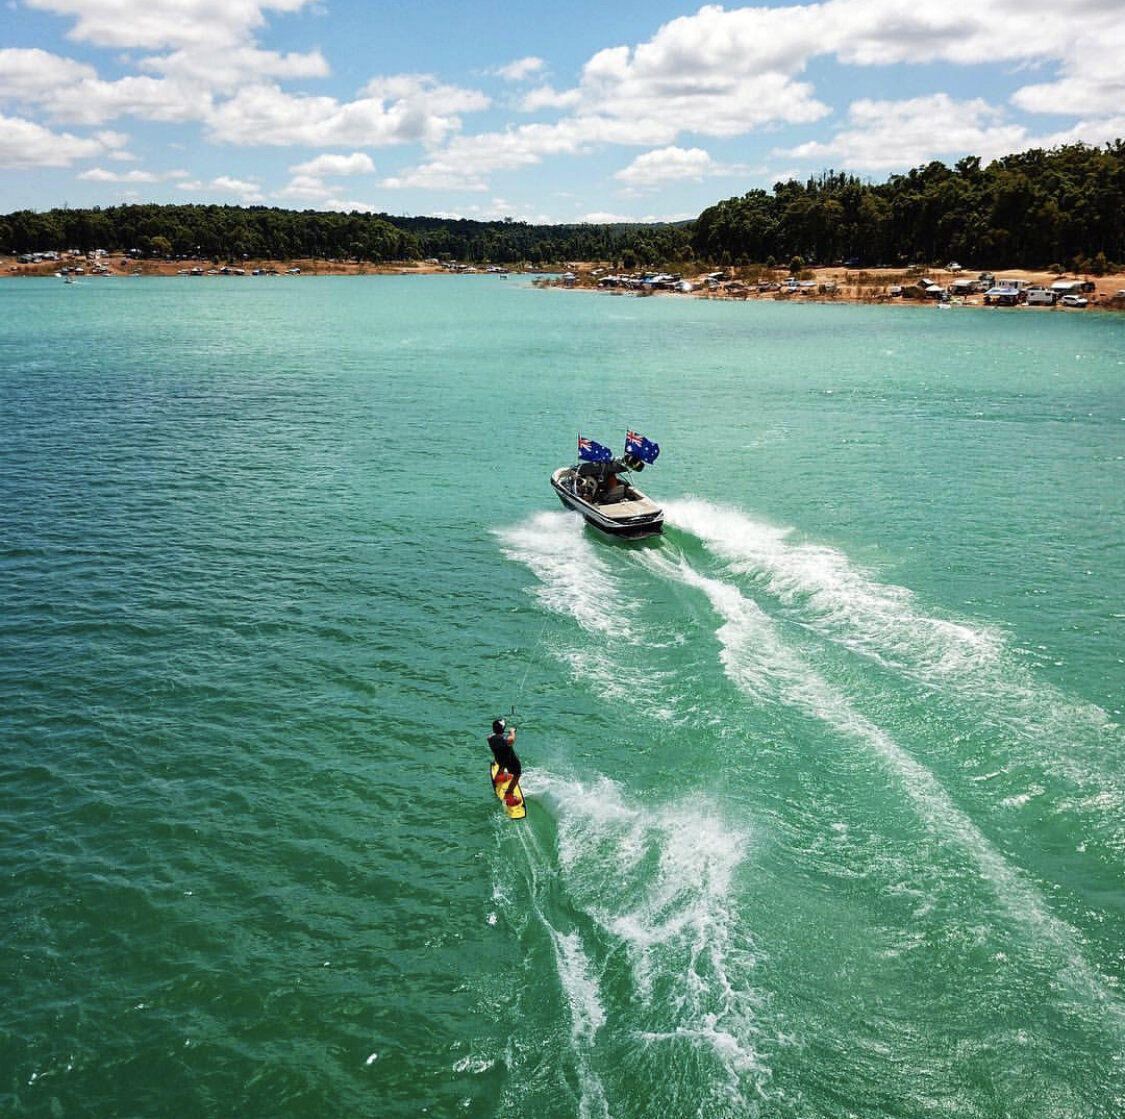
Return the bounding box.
[4,254,1123,310]
[2,254,448,279]
[550,262,1125,311]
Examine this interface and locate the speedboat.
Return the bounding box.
[551,433,664,539]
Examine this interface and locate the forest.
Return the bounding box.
[2,142,1122,272]
[693,142,1125,272]
[0,202,690,270]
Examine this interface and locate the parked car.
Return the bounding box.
[1061,294,1089,307]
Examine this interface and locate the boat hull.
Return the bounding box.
[550,467,664,539]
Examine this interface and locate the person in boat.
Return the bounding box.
[599,468,630,503]
[574,459,628,504]
[488,717,522,806]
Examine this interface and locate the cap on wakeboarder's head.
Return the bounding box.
[492,718,506,734]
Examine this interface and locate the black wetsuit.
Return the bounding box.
[487,731,521,788]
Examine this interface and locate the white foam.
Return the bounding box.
[499,513,695,719]
[557,642,637,706]
[513,815,611,1119]
[647,552,1125,1034]
[665,498,1005,680]
[452,1055,494,1074]
[496,512,634,638]
[533,770,765,1093]
[664,497,1122,842]
[638,548,812,709]
[553,929,606,1044]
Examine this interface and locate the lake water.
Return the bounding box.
[2,275,1123,1118]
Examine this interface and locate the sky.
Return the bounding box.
[2,0,1124,223]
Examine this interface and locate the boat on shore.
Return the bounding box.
[551,433,664,539]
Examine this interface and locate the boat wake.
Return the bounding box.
[496,770,769,1117]
[495,501,1125,1109]
[661,498,1123,851]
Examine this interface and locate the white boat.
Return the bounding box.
[550,433,664,539]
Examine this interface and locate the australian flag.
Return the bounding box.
[578,436,613,463]
[625,431,660,464]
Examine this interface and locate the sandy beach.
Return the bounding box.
[1,254,444,279]
[556,262,1125,309]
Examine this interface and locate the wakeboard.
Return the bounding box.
[490,762,526,820]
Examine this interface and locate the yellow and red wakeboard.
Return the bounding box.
[490,762,526,820]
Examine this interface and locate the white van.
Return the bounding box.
[1026,288,1056,306]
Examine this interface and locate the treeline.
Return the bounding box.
[383,214,690,269]
[3,142,1122,270]
[693,142,1125,271]
[0,201,691,267]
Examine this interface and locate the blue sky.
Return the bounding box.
[2,0,1123,222]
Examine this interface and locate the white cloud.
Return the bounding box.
[578,210,696,224]
[493,57,544,82]
[423,198,559,223]
[276,173,330,200]
[550,1,1124,148]
[0,48,98,102]
[277,153,378,205]
[322,199,379,213]
[179,173,266,202]
[273,181,380,212]
[1025,115,1125,152]
[9,0,1125,210]
[1014,75,1125,117]
[382,117,604,192]
[138,46,330,90]
[1008,17,1125,117]
[211,174,265,197]
[818,0,1120,68]
[0,50,215,128]
[520,85,582,113]
[573,17,831,139]
[774,93,1032,171]
[78,165,189,182]
[4,6,329,128]
[381,166,489,192]
[42,75,214,126]
[391,3,837,193]
[361,73,490,115]
[25,0,316,51]
[288,152,375,176]
[615,146,730,185]
[0,114,127,167]
[206,76,488,147]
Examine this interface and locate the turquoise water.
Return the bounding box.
[2,276,1123,1118]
